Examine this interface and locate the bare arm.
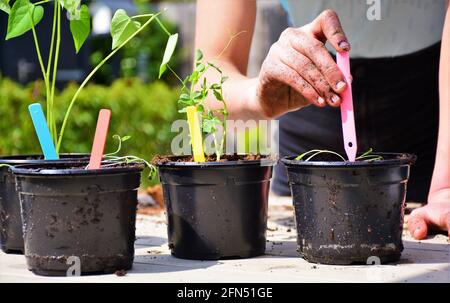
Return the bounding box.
[195,0,351,120]
[408,2,450,239]
[195,0,257,120]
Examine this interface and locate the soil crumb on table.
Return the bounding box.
[115,269,127,277]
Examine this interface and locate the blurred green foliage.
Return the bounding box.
[0,76,180,163]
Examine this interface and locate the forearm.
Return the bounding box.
[195,0,262,120]
[429,3,450,196]
[201,59,263,120]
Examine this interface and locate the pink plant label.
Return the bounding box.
[337,51,358,162]
[88,109,112,170]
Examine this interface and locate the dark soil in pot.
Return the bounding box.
[11,161,143,276]
[281,153,416,265]
[0,154,89,254]
[153,154,276,260]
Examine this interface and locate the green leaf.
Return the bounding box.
[197,105,204,113]
[59,0,80,20]
[202,117,221,133]
[0,0,10,14]
[192,91,202,100]
[69,4,90,53]
[195,63,205,73]
[208,62,222,73]
[213,90,223,101]
[110,9,141,50]
[178,98,193,107]
[195,49,203,62]
[179,93,190,101]
[221,76,229,83]
[121,135,131,142]
[6,0,44,40]
[159,33,178,78]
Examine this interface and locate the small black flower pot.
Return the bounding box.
[0,154,89,254]
[11,162,143,276]
[156,156,275,260]
[281,153,416,265]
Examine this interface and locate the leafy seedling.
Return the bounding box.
[158,31,245,161]
[101,135,157,179]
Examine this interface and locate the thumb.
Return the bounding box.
[408,210,428,240]
[311,9,350,52]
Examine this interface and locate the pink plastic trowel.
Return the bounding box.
[336,51,358,162]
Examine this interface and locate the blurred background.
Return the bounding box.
[0,0,288,185]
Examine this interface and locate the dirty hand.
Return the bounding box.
[408,188,450,239]
[253,9,351,119]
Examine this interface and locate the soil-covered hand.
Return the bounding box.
[253,10,351,119]
[407,188,450,239]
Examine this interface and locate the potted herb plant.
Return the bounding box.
[0,0,174,274]
[281,149,416,264]
[153,47,276,260]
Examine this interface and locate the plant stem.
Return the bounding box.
[49,2,61,143]
[131,14,154,19]
[29,5,51,133]
[33,0,52,5]
[167,65,184,86]
[45,1,57,143]
[305,150,346,162]
[28,9,48,86]
[215,31,246,60]
[56,13,161,152]
[155,16,171,36]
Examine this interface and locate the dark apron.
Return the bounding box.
[272,43,440,202]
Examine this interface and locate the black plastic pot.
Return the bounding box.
[282,153,416,265]
[157,157,275,260]
[0,154,89,254]
[11,162,143,276]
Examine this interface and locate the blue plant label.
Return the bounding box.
[28,103,59,160]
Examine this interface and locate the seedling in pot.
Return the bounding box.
[158,32,254,161]
[1,1,169,267]
[295,148,384,162]
[154,34,276,260]
[86,108,156,178]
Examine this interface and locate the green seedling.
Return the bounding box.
[86,134,157,179]
[295,148,383,162]
[158,32,245,161]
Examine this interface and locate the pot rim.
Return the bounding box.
[281,152,416,168]
[155,154,277,168]
[0,153,90,165]
[11,161,144,176]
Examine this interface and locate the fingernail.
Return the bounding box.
[338,41,350,50]
[317,96,325,105]
[331,95,340,103]
[336,81,346,90]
